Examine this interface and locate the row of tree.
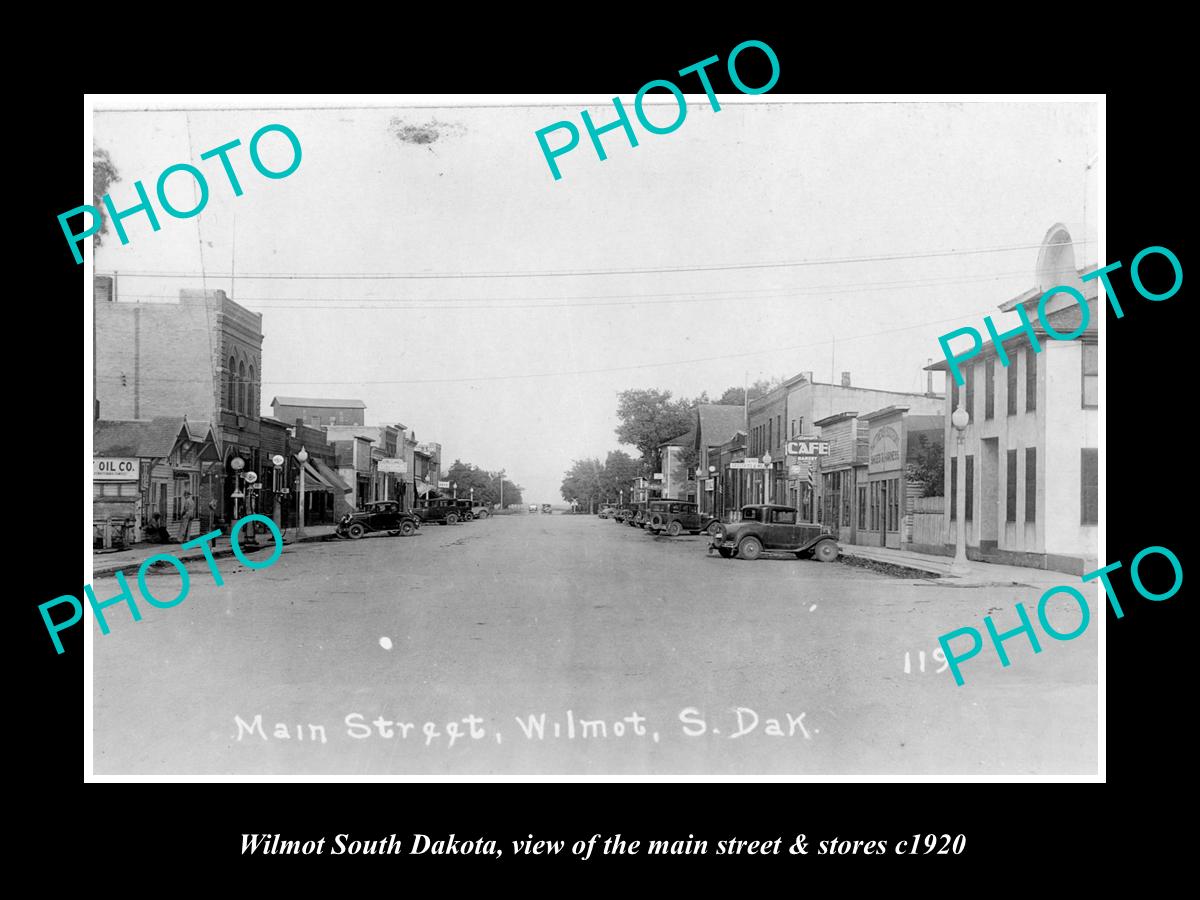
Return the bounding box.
[443,460,524,509]
[559,377,789,508]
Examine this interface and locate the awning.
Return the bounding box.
[296,458,333,493]
[313,457,352,494]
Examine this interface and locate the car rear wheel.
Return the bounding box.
[717,547,734,559]
[706,521,722,537]
[347,523,366,539]
[738,536,763,560]
[476,510,490,519]
[400,521,416,536]
[666,521,683,537]
[813,540,839,563]
[445,514,459,525]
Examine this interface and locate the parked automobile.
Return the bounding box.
[708,504,840,561]
[470,504,492,519]
[627,502,648,527]
[453,499,477,521]
[413,497,462,526]
[541,503,553,514]
[528,504,538,513]
[598,506,617,519]
[337,500,420,539]
[644,499,719,537]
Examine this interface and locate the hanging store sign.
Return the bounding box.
[729,460,767,470]
[785,439,831,457]
[377,458,408,474]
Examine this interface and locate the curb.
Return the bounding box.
[91,531,336,580]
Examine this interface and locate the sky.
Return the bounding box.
[92,99,1098,504]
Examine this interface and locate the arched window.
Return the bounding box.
[226,356,236,411]
[238,361,246,414]
[248,365,256,416]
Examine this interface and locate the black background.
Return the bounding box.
[21,23,1184,885]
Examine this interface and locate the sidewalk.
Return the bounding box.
[839,542,1070,588]
[90,524,341,580]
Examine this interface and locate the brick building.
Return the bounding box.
[94,279,264,525]
[270,397,365,427]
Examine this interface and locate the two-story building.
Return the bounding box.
[690,404,749,519]
[270,397,365,427]
[93,280,264,526]
[925,223,1098,575]
[657,429,696,501]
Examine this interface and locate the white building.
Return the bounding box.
[927,224,1098,575]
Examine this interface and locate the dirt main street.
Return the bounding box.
[92,512,1098,775]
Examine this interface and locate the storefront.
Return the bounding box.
[859,410,903,548]
[94,417,220,546]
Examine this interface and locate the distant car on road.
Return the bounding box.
[540,503,553,514]
[644,499,719,537]
[337,500,420,539]
[413,497,462,526]
[528,504,538,513]
[708,504,839,561]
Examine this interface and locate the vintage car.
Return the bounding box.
[337,500,420,539]
[598,506,617,519]
[708,504,840,562]
[541,503,553,514]
[625,502,648,527]
[644,499,720,537]
[413,497,462,525]
[528,504,538,513]
[470,504,492,519]
[453,499,477,521]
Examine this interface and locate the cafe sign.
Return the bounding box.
[94,457,140,481]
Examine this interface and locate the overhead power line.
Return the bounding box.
[99,239,1094,281]
[102,269,1035,312]
[96,306,993,388]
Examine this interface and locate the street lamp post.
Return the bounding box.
[296,446,309,540]
[452,482,457,500]
[950,404,971,576]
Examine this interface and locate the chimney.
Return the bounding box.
[802,371,814,384]
[926,359,933,395]
[840,371,851,388]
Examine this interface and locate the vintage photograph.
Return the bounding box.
[86,97,1100,776]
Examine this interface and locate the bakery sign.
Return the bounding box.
[869,425,901,472]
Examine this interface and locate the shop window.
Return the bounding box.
[1082,343,1098,409]
[965,455,974,521]
[1025,447,1037,523]
[891,478,901,531]
[1007,356,1018,416]
[1081,448,1098,525]
[842,478,852,526]
[238,361,247,414]
[950,457,957,520]
[1026,347,1037,413]
[1006,450,1018,522]
[985,360,995,420]
[857,486,866,528]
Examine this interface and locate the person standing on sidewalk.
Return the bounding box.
[178,491,196,543]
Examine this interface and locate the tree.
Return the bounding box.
[443,459,523,508]
[599,449,643,504]
[93,147,121,247]
[614,388,694,469]
[560,458,604,511]
[716,375,787,407]
[906,434,944,497]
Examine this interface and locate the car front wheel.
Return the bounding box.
[347,523,366,539]
[737,536,763,560]
[666,521,683,537]
[445,514,459,525]
[813,540,839,563]
[400,521,416,536]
